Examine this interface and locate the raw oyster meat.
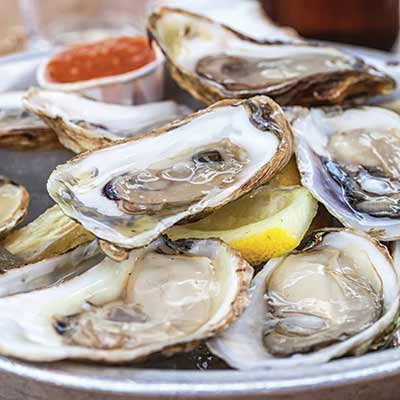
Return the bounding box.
[0,238,252,362]
[209,229,399,369]
[293,105,400,240]
[0,176,29,237]
[147,8,395,106]
[24,88,190,153]
[0,91,58,150]
[47,96,293,251]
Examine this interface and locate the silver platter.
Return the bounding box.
[1,46,400,400]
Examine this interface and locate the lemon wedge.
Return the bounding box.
[168,183,318,265]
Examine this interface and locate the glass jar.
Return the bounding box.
[19,0,149,49]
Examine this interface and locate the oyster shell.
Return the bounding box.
[24,88,191,153]
[2,205,94,264]
[208,229,399,369]
[0,176,29,237]
[147,8,395,106]
[0,246,23,270]
[47,96,293,251]
[0,238,252,362]
[293,105,400,240]
[0,241,102,297]
[0,91,58,150]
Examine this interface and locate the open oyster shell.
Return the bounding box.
[0,238,252,363]
[0,91,58,150]
[47,96,293,251]
[0,176,29,237]
[293,105,400,240]
[147,8,395,106]
[2,205,94,264]
[208,229,399,369]
[24,88,190,153]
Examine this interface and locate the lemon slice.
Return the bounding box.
[168,184,318,265]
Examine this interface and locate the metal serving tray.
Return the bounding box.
[1,46,400,400]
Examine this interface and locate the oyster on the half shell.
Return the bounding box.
[293,105,400,240]
[208,229,399,369]
[0,238,252,363]
[24,88,191,153]
[0,176,29,237]
[47,96,293,253]
[147,8,395,106]
[0,91,58,150]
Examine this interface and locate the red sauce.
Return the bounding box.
[46,36,156,84]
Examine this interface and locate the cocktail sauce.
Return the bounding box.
[46,36,156,84]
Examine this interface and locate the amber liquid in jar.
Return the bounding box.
[263,0,399,51]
